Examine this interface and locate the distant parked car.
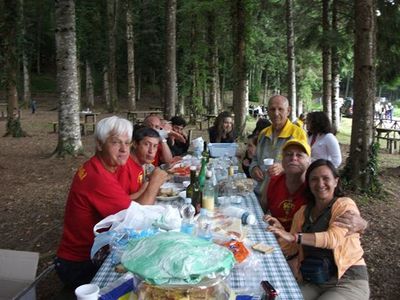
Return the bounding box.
[341,97,353,117]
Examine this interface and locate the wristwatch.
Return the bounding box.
[297,233,303,244]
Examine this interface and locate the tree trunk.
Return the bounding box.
[35,0,43,74]
[345,73,351,97]
[85,60,95,109]
[286,0,296,121]
[231,0,247,137]
[103,67,111,110]
[322,0,332,120]
[345,0,377,192]
[3,0,25,137]
[54,0,83,156]
[137,70,141,102]
[331,0,340,132]
[263,69,268,105]
[107,0,118,112]
[219,64,225,110]
[19,0,31,108]
[177,94,185,116]
[164,0,177,119]
[207,11,218,116]
[126,0,136,111]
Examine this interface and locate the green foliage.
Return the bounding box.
[31,74,56,92]
[377,0,400,86]
[341,142,382,196]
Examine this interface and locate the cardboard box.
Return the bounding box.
[0,249,39,300]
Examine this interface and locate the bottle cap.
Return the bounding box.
[190,166,197,171]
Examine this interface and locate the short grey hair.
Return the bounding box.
[95,116,133,144]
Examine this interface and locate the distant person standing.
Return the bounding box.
[306,111,342,168]
[387,102,394,121]
[249,95,307,197]
[294,113,307,130]
[31,99,37,114]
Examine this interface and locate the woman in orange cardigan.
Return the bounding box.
[266,159,369,300]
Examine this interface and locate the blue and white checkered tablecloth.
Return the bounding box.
[92,193,303,299]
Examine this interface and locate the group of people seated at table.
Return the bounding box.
[54,94,369,299]
[247,95,368,299]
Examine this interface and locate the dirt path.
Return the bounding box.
[0,102,399,299]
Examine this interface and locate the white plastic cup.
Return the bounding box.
[262,158,274,172]
[75,283,100,300]
[263,158,274,166]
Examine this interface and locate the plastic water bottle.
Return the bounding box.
[180,198,196,234]
[197,208,212,240]
[221,206,256,225]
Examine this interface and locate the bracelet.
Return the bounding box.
[292,233,298,243]
[161,138,168,143]
[297,233,303,244]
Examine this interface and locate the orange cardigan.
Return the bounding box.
[281,197,366,280]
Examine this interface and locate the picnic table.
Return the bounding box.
[375,127,400,153]
[79,111,99,135]
[196,114,217,130]
[91,193,303,299]
[49,111,99,135]
[126,110,162,123]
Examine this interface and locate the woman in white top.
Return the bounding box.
[306,111,342,168]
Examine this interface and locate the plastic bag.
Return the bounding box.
[90,201,181,260]
[93,201,181,234]
[228,248,264,297]
[121,232,235,285]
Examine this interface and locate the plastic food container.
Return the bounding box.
[208,143,238,157]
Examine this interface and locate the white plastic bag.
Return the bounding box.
[91,201,181,260]
[93,201,181,234]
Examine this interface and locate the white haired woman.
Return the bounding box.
[55,116,135,289]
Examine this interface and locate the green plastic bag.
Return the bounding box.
[121,232,235,285]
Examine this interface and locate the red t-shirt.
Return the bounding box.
[266,174,307,231]
[119,156,144,194]
[57,156,132,262]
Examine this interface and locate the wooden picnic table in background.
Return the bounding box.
[375,126,400,154]
[196,114,217,130]
[126,110,163,123]
[49,111,99,135]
